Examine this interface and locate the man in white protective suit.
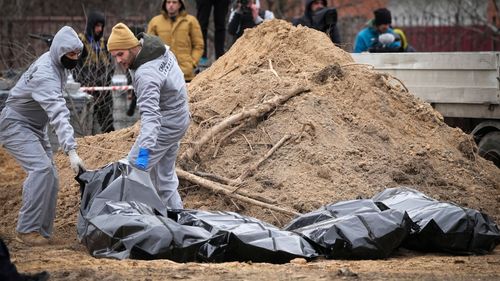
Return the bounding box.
[0,26,86,246]
[107,23,190,210]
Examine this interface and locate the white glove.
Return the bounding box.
[378,33,395,45]
[68,149,86,174]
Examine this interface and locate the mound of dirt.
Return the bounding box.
[1,20,498,240]
[181,19,500,226]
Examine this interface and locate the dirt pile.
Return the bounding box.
[1,20,499,238]
[182,19,500,225]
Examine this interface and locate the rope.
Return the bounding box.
[79,85,134,92]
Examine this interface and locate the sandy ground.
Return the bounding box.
[1,20,499,280]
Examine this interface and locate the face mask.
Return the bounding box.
[61,55,78,69]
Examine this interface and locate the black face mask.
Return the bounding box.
[61,55,78,69]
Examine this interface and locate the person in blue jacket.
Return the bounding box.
[353,8,401,53]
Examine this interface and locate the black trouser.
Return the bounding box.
[0,238,22,281]
[1,238,50,281]
[196,0,231,59]
[93,91,114,133]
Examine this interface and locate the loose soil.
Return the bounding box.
[1,20,499,280]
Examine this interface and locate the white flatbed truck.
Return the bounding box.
[351,52,500,167]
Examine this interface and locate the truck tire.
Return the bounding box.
[477,131,500,168]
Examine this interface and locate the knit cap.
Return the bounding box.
[107,23,140,51]
[374,8,392,26]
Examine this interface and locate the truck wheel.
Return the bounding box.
[477,131,500,168]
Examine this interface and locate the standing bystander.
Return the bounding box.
[228,0,274,42]
[73,10,115,133]
[196,0,231,63]
[148,0,204,82]
[292,0,341,45]
[353,8,401,53]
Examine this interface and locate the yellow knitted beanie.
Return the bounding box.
[107,23,140,51]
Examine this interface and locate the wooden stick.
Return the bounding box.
[384,74,409,93]
[216,64,239,80]
[270,210,283,227]
[340,62,375,69]
[190,171,277,204]
[229,198,241,211]
[232,134,291,188]
[261,127,273,143]
[212,123,247,158]
[268,59,280,80]
[193,171,234,185]
[239,133,253,152]
[177,168,299,216]
[199,115,221,128]
[181,87,310,162]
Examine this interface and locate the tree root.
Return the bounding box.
[181,87,310,162]
[177,168,299,216]
[232,134,291,189]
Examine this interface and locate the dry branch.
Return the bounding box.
[181,87,310,162]
[232,134,291,188]
[193,171,234,185]
[212,123,246,158]
[177,168,299,216]
[191,170,277,204]
[239,133,253,152]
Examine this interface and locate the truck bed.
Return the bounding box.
[351,52,500,119]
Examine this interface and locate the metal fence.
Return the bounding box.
[0,16,147,73]
[0,16,146,136]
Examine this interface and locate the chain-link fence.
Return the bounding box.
[0,16,147,146]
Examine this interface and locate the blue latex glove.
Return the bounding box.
[135,147,149,170]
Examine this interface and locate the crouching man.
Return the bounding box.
[0,26,86,246]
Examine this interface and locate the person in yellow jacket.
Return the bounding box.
[148,0,204,82]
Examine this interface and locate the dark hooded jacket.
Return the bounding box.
[85,10,105,42]
[292,0,341,45]
[74,10,113,87]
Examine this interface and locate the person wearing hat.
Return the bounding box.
[147,0,204,82]
[353,7,401,53]
[0,26,86,246]
[107,23,190,209]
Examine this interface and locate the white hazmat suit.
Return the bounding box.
[126,33,190,209]
[0,26,84,238]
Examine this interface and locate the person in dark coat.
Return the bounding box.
[227,0,274,41]
[73,10,115,133]
[292,0,341,45]
[0,238,49,281]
